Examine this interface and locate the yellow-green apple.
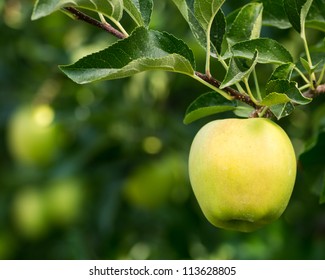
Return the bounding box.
[12,187,48,239]
[44,177,84,226]
[7,104,63,166]
[123,154,188,209]
[188,118,296,232]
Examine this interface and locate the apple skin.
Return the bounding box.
[188,118,296,232]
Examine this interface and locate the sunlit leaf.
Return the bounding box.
[123,0,153,26]
[265,79,312,105]
[259,92,291,106]
[60,27,196,84]
[226,3,263,46]
[183,92,237,124]
[226,38,293,64]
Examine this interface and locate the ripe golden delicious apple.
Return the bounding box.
[188,118,296,232]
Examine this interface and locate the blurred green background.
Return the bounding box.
[1,0,325,260]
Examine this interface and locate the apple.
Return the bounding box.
[188,118,296,232]
[7,104,63,166]
[12,187,49,239]
[123,154,188,209]
[44,177,84,226]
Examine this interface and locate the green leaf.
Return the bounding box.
[306,0,325,32]
[226,38,293,64]
[233,104,255,118]
[32,0,124,21]
[258,0,291,29]
[210,9,226,54]
[183,92,237,124]
[265,79,312,105]
[283,0,305,32]
[283,0,313,33]
[306,19,325,32]
[170,0,189,20]
[221,51,258,88]
[300,57,312,74]
[60,27,196,84]
[226,3,263,46]
[123,0,153,26]
[259,92,291,106]
[194,0,225,30]
[259,79,311,113]
[300,0,314,34]
[269,63,295,81]
[171,0,226,55]
[170,0,207,50]
[269,102,295,119]
[293,39,325,77]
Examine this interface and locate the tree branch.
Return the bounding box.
[63,7,126,39]
[194,72,276,118]
[303,83,325,98]
[195,71,257,108]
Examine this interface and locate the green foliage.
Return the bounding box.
[223,38,293,64]
[60,27,196,83]
[226,2,263,46]
[32,0,324,123]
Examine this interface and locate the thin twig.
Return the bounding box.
[195,71,257,108]
[63,7,126,39]
[194,72,277,118]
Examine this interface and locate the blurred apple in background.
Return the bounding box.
[7,104,64,166]
[44,177,85,226]
[12,187,49,239]
[123,153,189,209]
